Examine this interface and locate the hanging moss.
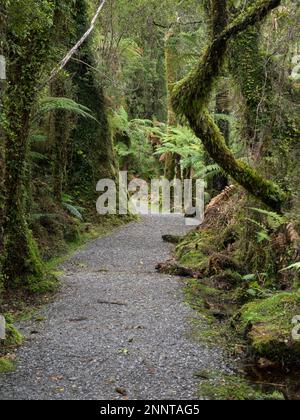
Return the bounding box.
[171,0,285,211]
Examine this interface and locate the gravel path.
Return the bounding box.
[0,215,229,400]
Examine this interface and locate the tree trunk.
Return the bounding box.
[229,25,272,152]
[50,76,73,203]
[0,6,6,269]
[3,79,45,288]
[68,0,117,191]
[164,27,179,180]
[205,3,229,195]
[2,22,54,289]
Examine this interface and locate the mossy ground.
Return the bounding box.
[0,357,16,374]
[172,190,300,399]
[184,279,290,400]
[0,314,23,358]
[198,373,284,400]
[234,292,300,363]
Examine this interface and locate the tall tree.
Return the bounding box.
[164,25,179,180]
[0,2,7,270]
[50,76,74,203]
[68,0,117,193]
[2,1,66,290]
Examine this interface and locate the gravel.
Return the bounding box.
[0,215,230,400]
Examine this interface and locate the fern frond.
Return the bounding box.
[35,97,98,123]
[280,262,300,272]
[250,207,285,229]
[62,202,84,221]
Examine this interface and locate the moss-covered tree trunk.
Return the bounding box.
[0,6,6,270]
[2,2,60,290]
[206,87,230,195]
[68,0,117,192]
[205,1,229,195]
[229,25,272,152]
[3,39,49,288]
[50,76,73,203]
[164,27,179,180]
[172,0,286,211]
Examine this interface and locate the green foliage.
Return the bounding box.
[155,125,205,174]
[62,194,85,221]
[246,207,285,244]
[35,97,98,123]
[249,208,285,230]
[0,357,15,374]
[280,262,300,273]
[110,107,162,179]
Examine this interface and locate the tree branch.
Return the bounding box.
[47,0,107,85]
[172,0,286,211]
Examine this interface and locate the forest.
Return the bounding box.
[0,0,300,401]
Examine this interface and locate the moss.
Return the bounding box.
[3,1,62,292]
[0,357,16,374]
[199,374,284,400]
[0,315,23,353]
[234,292,300,363]
[229,24,271,143]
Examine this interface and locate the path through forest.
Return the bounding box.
[0,216,230,400]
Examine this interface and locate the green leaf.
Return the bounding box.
[280,262,300,272]
[243,274,257,281]
[62,203,84,221]
[35,97,98,123]
[247,288,258,297]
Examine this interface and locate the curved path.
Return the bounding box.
[0,216,229,400]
